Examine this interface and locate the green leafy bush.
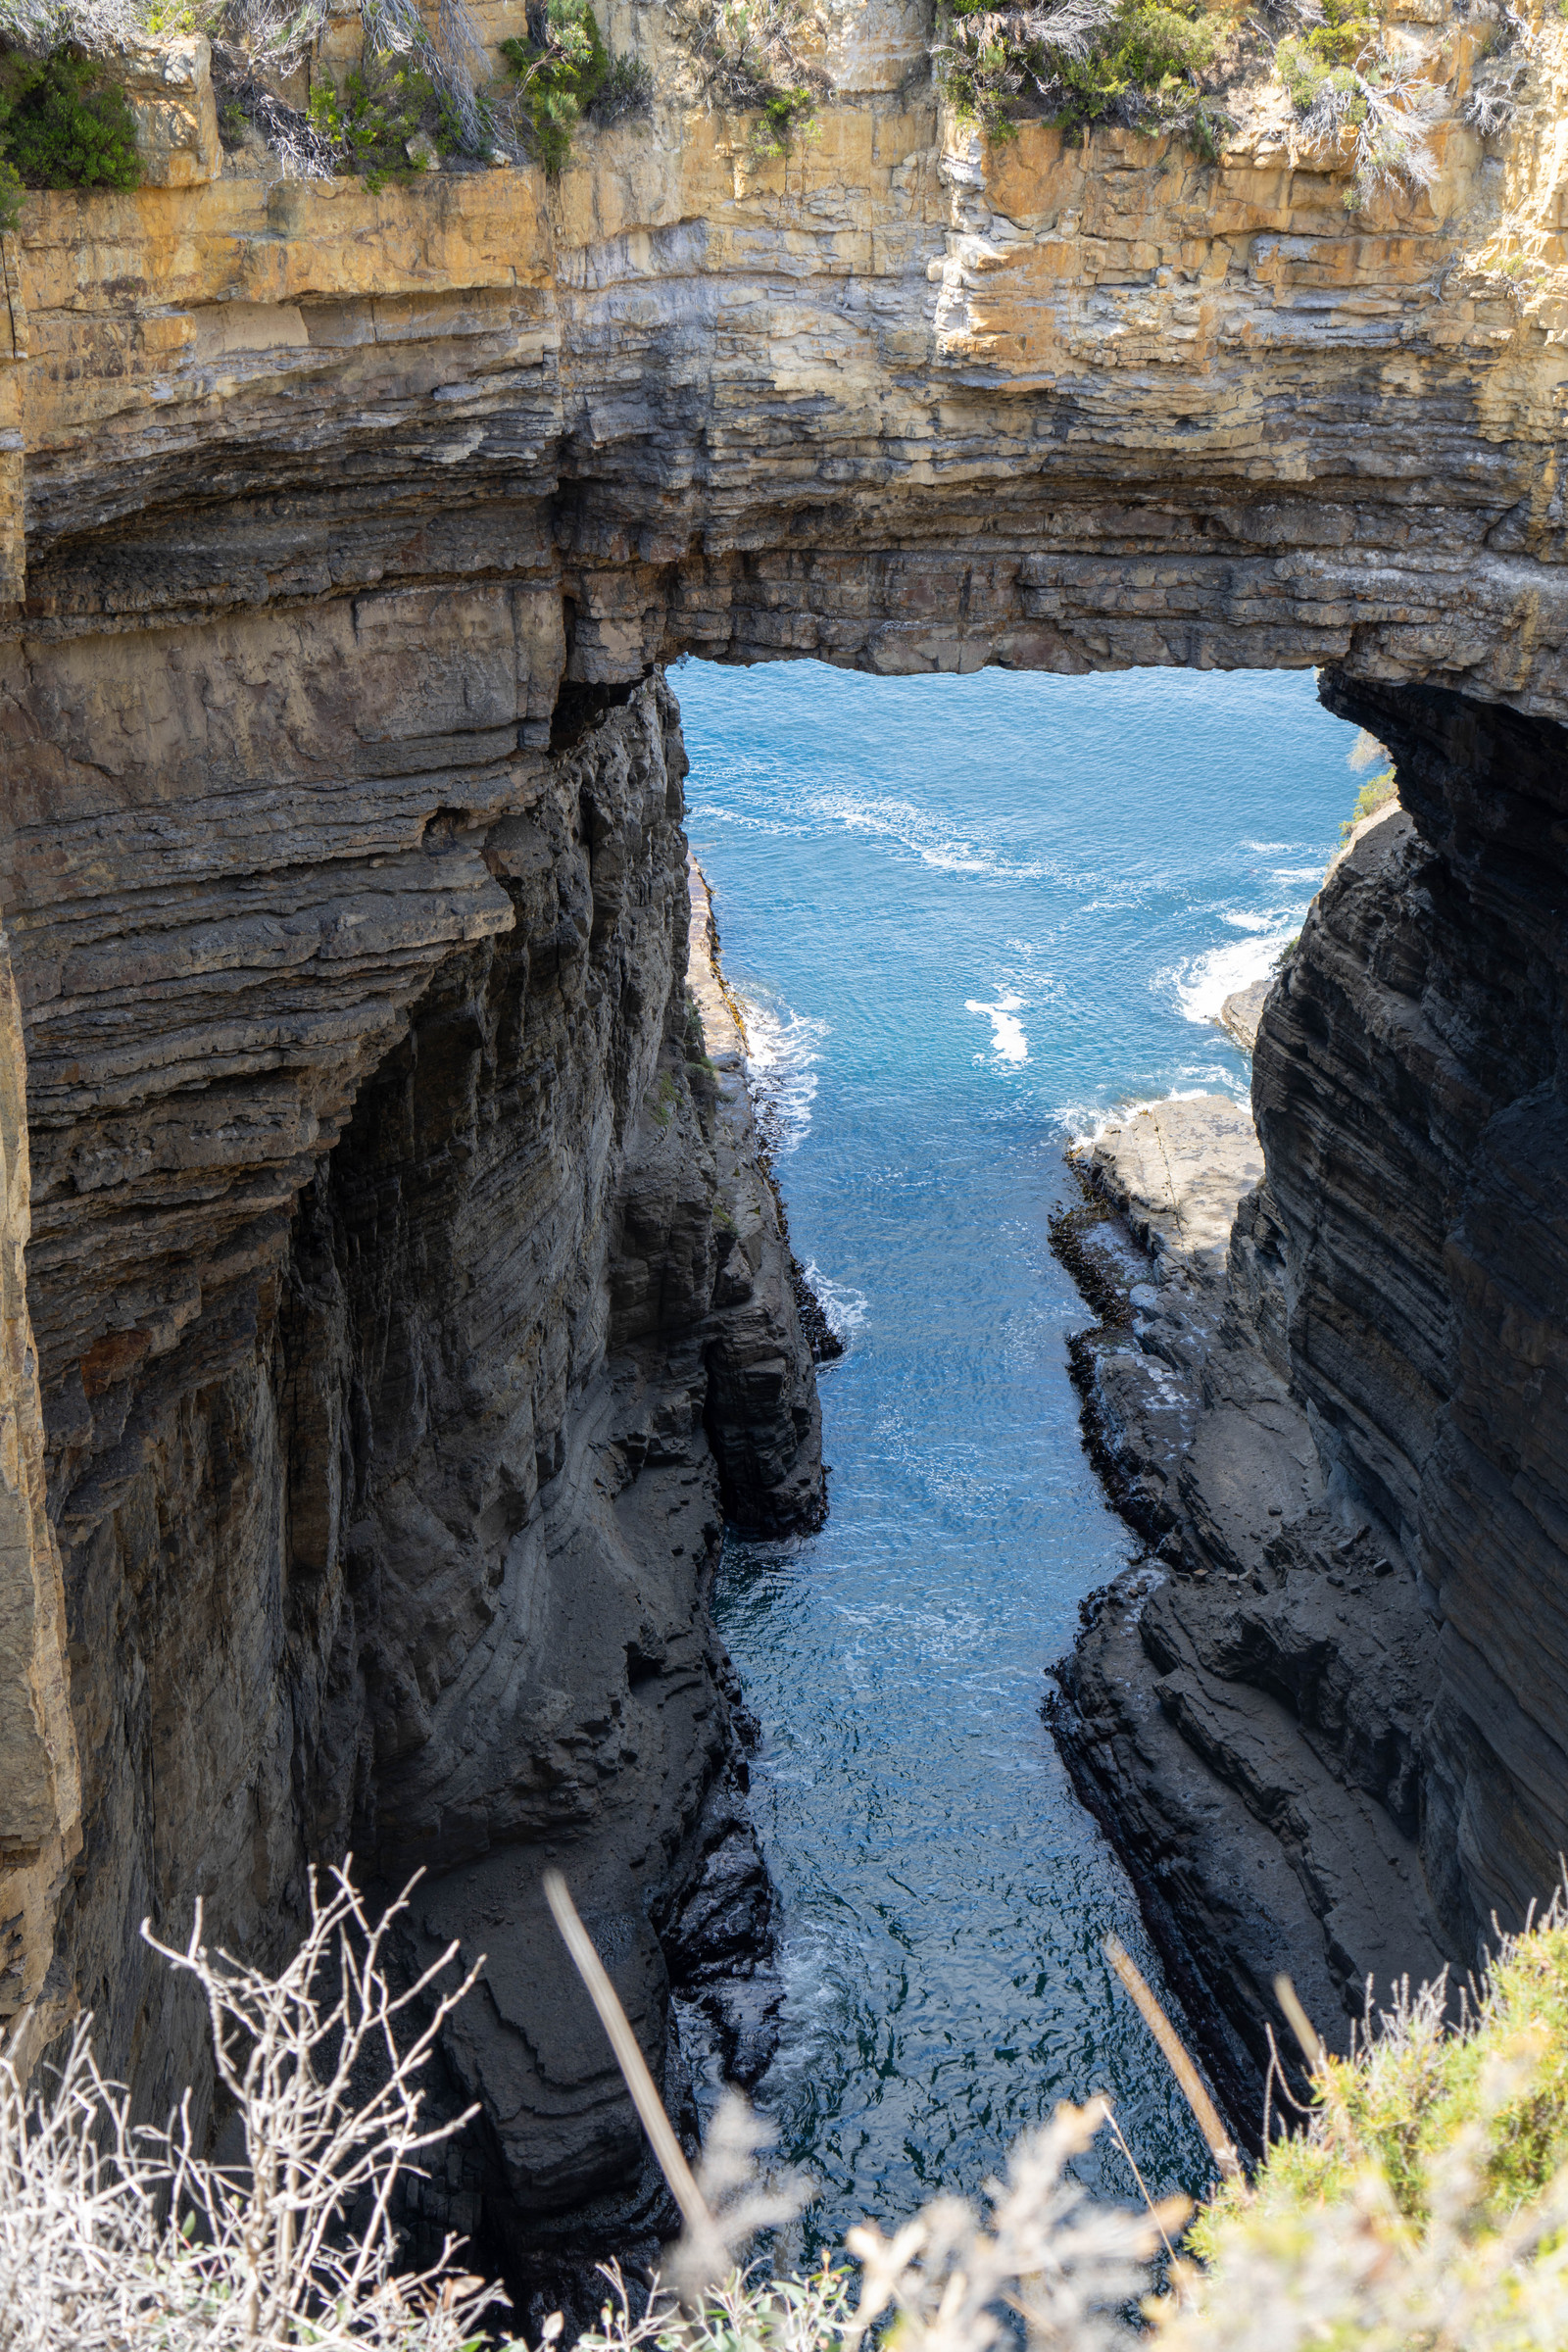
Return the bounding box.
[0,46,143,193]
[1054,0,1215,126]
[751,79,816,152]
[501,0,651,175]
[307,50,465,186]
[937,0,1225,151]
[1276,0,1373,96]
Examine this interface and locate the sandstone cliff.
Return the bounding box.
[5,0,1568,2255]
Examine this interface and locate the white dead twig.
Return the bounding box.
[0,1860,497,2350]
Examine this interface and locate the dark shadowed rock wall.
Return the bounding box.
[1054,673,1568,2127]
[1,664,821,2303]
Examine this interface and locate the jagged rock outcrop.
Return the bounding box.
[1054,673,1568,2126]
[1053,1093,1448,2124]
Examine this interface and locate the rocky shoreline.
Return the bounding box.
[1049,1089,1448,2134]
[687,860,845,1386]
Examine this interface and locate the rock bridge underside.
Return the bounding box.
[5,8,1568,2285]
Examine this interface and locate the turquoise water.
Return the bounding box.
[676,661,1359,2250]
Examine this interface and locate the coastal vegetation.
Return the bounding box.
[0,0,1504,195]
[1273,0,1444,210]
[499,0,652,175]
[931,0,1454,194]
[0,0,651,183]
[7,1863,1568,2347]
[1341,765,1397,837]
[666,0,825,155]
[933,0,1228,153]
[0,40,141,218]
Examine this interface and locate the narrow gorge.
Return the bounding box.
[4,0,1568,2287]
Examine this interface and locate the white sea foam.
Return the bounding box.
[807,788,1053,883]
[964,992,1030,1063]
[802,1262,869,1342]
[738,994,827,1157]
[1166,925,1297,1024]
[1058,1075,1247,1150]
[687,800,811,839]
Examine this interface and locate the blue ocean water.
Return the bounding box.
[675,660,1360,2252]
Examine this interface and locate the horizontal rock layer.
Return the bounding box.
[5,0,1568,711]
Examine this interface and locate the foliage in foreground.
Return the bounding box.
[8,1865,1568,2347]
[0,1866,494,2351]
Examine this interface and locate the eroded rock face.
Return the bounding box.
[1265,674,1568,1965]
[0,661,821,2292]
[0,929,79,2075]
[6,0,1568,2234]
[8,0,1568,710]
[1054,674,1568,2122]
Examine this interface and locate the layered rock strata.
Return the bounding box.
[0,930,79,2080]
[1055,672,1568,2124]
[2,656,822,2300]
[5,0,1568,2247]
[1053,1091,1449,2123]
[10,0,1568,715]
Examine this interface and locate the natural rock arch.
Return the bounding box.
[3,40,1568,2273]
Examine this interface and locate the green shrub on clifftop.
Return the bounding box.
[1340,765,1396,838]
[936,0,1228,153]
[1271,0,1444,211]
[501,0,652,175]
[0,44,143,193]
[306,50,465,187]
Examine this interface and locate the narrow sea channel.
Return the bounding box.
[676,660,1358,2253]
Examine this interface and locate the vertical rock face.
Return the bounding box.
[0,661,822,2293]
[0,927,79,2078]
[1054,674,1568,2123]
[1262,675,1568,1966]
